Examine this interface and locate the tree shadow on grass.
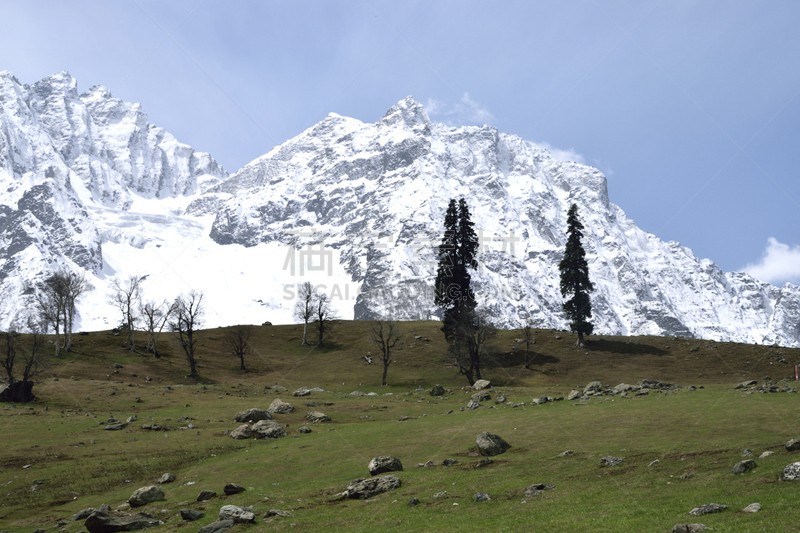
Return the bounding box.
[483,350,560,369]
[585,340,667,356]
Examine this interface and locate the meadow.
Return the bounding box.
[1,321,799,532]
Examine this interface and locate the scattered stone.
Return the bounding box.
[741,448,753,456]
[233,408,272,423]
[680,473,695,480]
[759,450,774,458]
[558,450,574,457]
[197,519,235,533]
[466,399,480,410]
[197,489,217,501]
[475,458,494,468]
[476,432,511,456]
[494,395,506,404]
[671,525,710,533]
[524,483,555,497]
[71,508,96,521]
[613,383,635,393]
[219,504,255,523]
[252,419,287,439]
[180,508,205,521]
[600,456,623,467]
[368,456,403,475]
[103,423,127,431]
[128,485,165,507]
[230,424,253,440]
[532,395,549,405]
[742,503,761,513]
[583,381,602,393]
[224,483,246,495]
[267,398,294,414]
[430,384,445,396]
[157,472,175,484]
[735,380,757,389]
[471,390,491,402]
[473,492,490,502]
[292,387,311,397]
[84,511,160,533]
[342,475,401,499]
[785,437,800,451]
[688,503,727,516]
[567,390,582,401]
[297,425,312,434]
[472,379,491,390]
[264,509,293,518]
[433,491,448,499]
[441,458,459,466]
[781,462,800,480]
[306,411,330,422]
[730,459,757,474]
[647,460,660,467]
[408,497,421,506]
[350,390,366,396]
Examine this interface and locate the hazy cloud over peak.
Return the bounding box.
[744,238,800,285]
[426,93,495,126]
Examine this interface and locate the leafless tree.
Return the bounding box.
[293,281,315,345]
[34,269,92,354]
[170,291,204,378]
[141,299,177,358]
[111,275,144,350]
[0,324,48,402]
[313,292,337,348]
[225,325,252,371]
[521,318,536,369]
[370,321,402,386]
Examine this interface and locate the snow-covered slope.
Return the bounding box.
[0,72,797,347]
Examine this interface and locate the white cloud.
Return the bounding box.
[744,238,800,285]
[425,93,495,126]
[531,141,586,165]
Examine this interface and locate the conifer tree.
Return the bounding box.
[559,203,594,346]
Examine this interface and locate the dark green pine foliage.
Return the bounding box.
[435,198,478,341]
[559,203,594,346]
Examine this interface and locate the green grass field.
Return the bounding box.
[1,322,800,532]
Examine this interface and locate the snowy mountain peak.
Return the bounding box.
[379,95,431,131]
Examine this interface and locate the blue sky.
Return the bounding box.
[1,0,799,285]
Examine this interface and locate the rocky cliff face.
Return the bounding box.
[0,72,797,346]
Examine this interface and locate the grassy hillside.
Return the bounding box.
[1,322,800,532]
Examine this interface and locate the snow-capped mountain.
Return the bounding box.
[0,72,798,347]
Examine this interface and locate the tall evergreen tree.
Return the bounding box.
[435,198,484,384]
[559,203,594,346]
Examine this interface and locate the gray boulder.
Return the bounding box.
[306,411,331,422]
[600,456,624,467]
[71,508,96,521]
[473,492,490,502]
[735,380,757,389]
[297,425,312,434]
[471,391,491,402]
[742,503,761,513]
[688,503,727,516]
[368,456,403,475]
[197,520,234,533]
[127,485,165,507]
[103,423,127,431]
[230,424,252,440]
[466,399,481,410]
[472,379,491,390]
[252,419,287,439]
[672,525,709,533]
[197,489,217,501]
[614,383,635,393]
[157,472,175,484]
[476,432,511,456]
[224,483,246,495]
[494,395,506,404]
[293,387,311,397]
[267,398,294,414]
[233,408,272,423]
[730,459,757,474]
[180,508,204,521]
[532,395,549,405]
[781,461,800,480]
[219,505,255,523]
[566,389,582,401]
[264,510,294,518]
[524,483,555,497]
[785,437,800,451]
[343,474,402,499]
[84,511,160,533]
[584,381,602,393]
[430,384,445,396]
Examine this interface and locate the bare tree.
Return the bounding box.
[111,276,144,350]
[34,269,92,354]
[0,325,48,402]
[521,318,536,369]
[225,325,252,371]
[170,291,204,378]
[293,281,315,345]
[370,321,402,386]
[141,299,177,358]
[313,292,337,348]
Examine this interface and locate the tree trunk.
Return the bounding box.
[382,363,388,386]
[301,320,309,345]
[577,331,584,346]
